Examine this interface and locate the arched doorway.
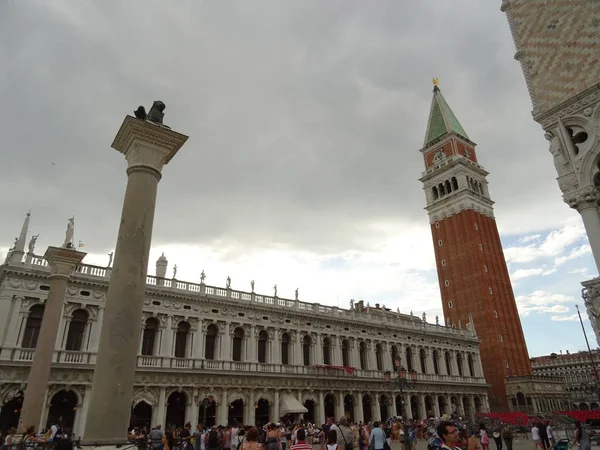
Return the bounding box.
[516,392,526,412]
[395,395,403,417]
[474,397,482,413]
[450,396,459,415]
[198,397,217,428]
[304,400,315,424]
[0,391,23,432]
[130,401,153,429]
[324,393,335,419]
[229,399,244,425]
[166,392,186,428]
[438,396,447,415]
[256,399,270,425]
[425,396,433,418]
[462,397,471,418]
[410,396,418,420]
[379,395,389,421]
[362,395,372,423]
[344,395,354,420]
[47,390,78,434]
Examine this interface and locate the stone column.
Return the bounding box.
[373,395,382,422]
[19,246,86,432]
[83,114,188,444]
[248,326,257,362]
[336,391,344,418]
[433,397,440,418]
[219,389,229,426]
[161,315,174,357]
[451,353,459,376]
[222,327,232,361]
[156,388,167,429]
[355,393,364,424]
[567,187,600,272]
[295,334,303,365]
[403,393,412,419]
[75,386,92,439]
[273,390,280,422]
[193,328,204,360]
[318,391,325,425]
[189,390,199,427]
[315,334,323,365]
[247,390,255,426]
[352,340,360,368]
[418,394,426,420]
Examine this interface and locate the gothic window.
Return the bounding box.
[419,349,427,373]
[445,352,452,374]
[281,333,291,365]
[174,321,190,358]
[22,305,44,348]
[445,180,452,194]
[342,339,350,367]
[65,309,88,351]
[432,187,439,200]
[468,354,475,377]
[451,177,458,190]
[432,350,440,374]
[205,324,218,360]
[232,327,245,362]
[141,318,159,356]
[376,344,383,370]
[359,342,368,370]
[302,335,312,366]
[478,182,483,194]
[439,183,445,196]
[322,337,331,365]
[258,330,268,363]
[406,347,413,371]
[456,353,464,376]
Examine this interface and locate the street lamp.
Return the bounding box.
[384,359,417,417]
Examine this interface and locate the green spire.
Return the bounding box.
[424,85,469,147]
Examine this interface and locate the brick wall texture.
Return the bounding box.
[431,210,532,409]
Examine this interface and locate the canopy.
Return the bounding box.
[280,393,308,415]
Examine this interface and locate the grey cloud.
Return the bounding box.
[0,0,568,256]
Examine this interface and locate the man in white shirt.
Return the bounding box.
[231,423,239,450]
[531,425,544,450]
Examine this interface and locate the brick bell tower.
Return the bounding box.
[419,81,532,410]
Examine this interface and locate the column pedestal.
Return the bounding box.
[19,246,86,432]
[83,114,188,444]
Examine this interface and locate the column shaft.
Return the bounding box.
[580,207,600,273]
[84,168,161,442]
[273,390,280,422]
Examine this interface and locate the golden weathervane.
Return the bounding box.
[433,77,440,87]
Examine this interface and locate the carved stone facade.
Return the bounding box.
[501,1,600,344]
[0,254,489,436]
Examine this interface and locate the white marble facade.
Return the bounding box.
[0,253,489,438]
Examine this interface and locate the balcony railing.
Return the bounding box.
[5,256,478,339]
[0,347,486,384]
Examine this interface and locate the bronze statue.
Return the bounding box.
[133,101,167,126]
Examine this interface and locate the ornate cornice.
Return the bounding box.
[537,84,600,129]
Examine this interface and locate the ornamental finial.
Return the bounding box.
[433,77,440,87]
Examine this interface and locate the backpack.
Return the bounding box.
[208,430,219,448]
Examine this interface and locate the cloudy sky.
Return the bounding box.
[1,1,596,357]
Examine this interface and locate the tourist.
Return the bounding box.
[193,424,205,450]
[492,422,502,450]
[20,426,44,449]
[162,434,171,450]
[290,428,311,450]
[206,426,221,450]
[224,425,232,450]
[150,424,164,450]
[537,421,549,450]
[324,429,341,450]
[436,421,459,450]
[501,424,513,450]
[266,423,280,450]
[570,421,590,450]
[231,422,240,450]
[531,423,543,450]
[334,417,354,450]
[2,428,16,449]
[369,421,386,450]
[241,428,263,450]
[479,424,489,450]
[546,422,555,449]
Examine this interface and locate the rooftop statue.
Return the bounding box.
[134,101,167,126]
[28,234,39,253]
[62,217,75,249]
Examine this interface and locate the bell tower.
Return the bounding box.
[419,81,532,410]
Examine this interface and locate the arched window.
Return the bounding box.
[406,347,413,371]
[391,345,399,368]
[468,354,475,377]
[174,321,190,358]
[281,333,290,365]
[452,177,458,191]
[432,187,439,200]
[205,324,218,360]
[141,318,159,356]
[445,180,452,194]
[432,350,440,374]
[303,335,311,366]
[323,338,331,365]
[232,327,244,362]
[478,182,483,194]
[456,353,464,376]
[342,340,350,367]
[439,183,445,196]
[445,352,452,375]
[65,309,88,351]
[258,330,268,363]
[419,349,427,373]
[376,344,383,371]
[359,342,368,370]
[22,305,45,348]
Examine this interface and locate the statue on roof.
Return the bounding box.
[273,284,278,297]
[108,252,113,268]
[295,288,299,300]
[200,270,206,283]
[226,276,231,289]
[436,315,439,325]
[134,101,168,127]
[62,217,75,249]
[350,299,354,309]
[422,312,427,323]
[27,234,38,254]
[173,264,178,279]
[397,307,400,314]
[250,280,255,292]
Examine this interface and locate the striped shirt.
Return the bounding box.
[291,442,313,450]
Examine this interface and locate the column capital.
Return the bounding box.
[112,115,189,176]
[565,187,600,212]
[44,246,86,279]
